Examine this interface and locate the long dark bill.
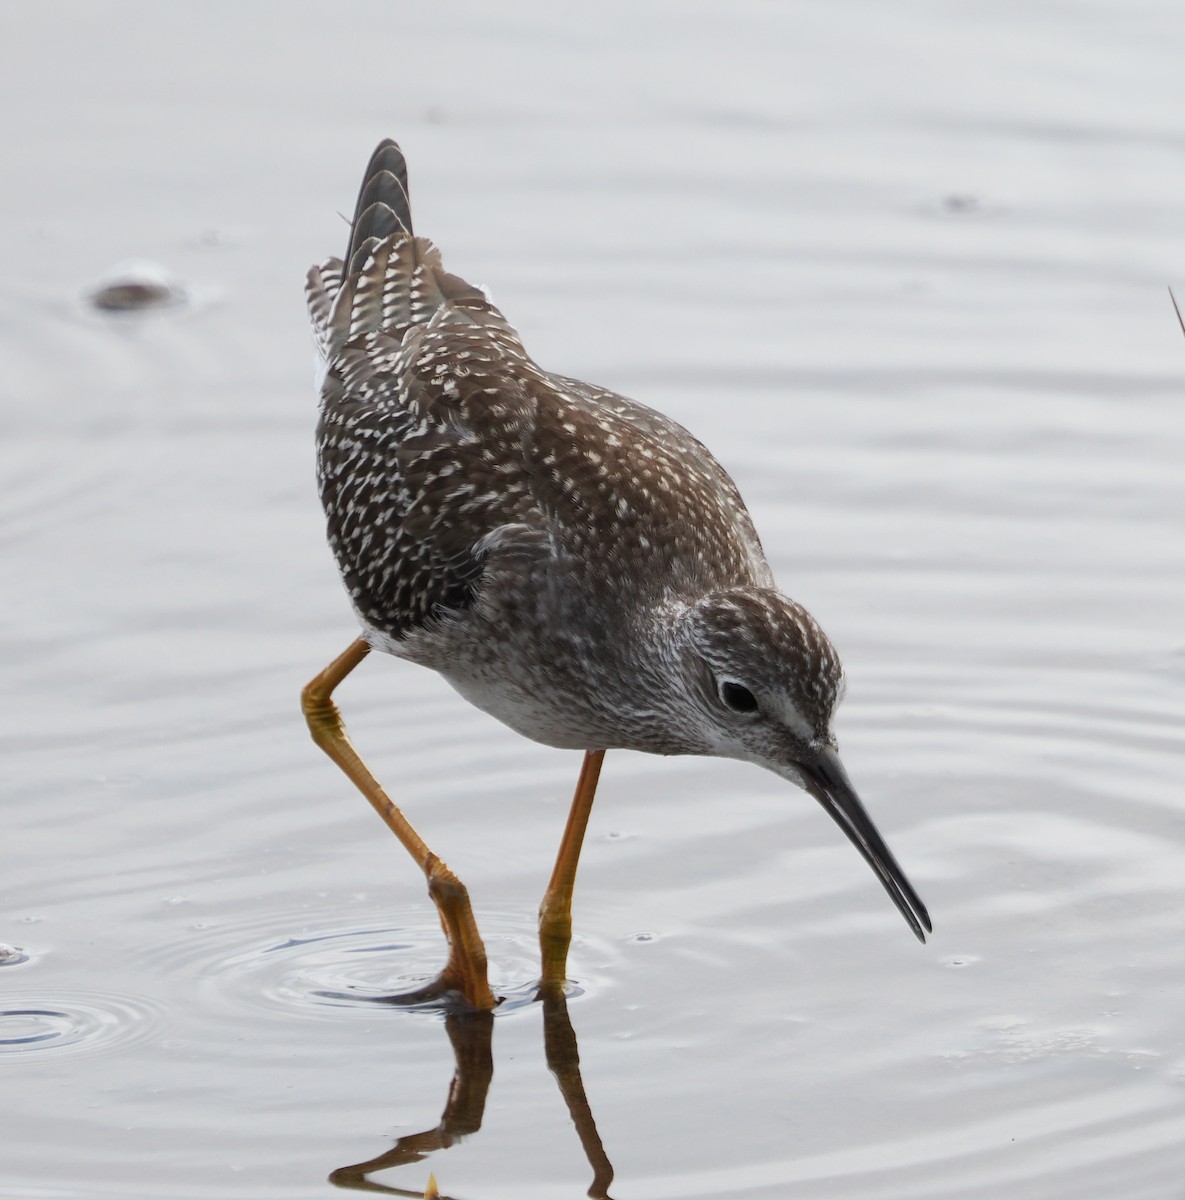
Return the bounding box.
[799,748,932,942]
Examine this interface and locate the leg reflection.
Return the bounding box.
[328,994,615,1198]
[540,990,615,1200]
[328,1010,493,1196]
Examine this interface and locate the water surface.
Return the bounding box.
[3,2,1185,1197]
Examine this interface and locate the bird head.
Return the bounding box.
[668,587,930,942]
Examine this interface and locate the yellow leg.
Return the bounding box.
[302,639,496,1011]
[538,749,606,991]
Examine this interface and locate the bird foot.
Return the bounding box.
[370,971,502,1014]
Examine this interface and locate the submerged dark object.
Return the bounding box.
[88,262,185,313]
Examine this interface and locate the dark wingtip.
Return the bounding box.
[345,139,414,272]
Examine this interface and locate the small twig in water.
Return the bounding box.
[1169,287,1185,340]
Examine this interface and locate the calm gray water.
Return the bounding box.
[3,2,1185,1197]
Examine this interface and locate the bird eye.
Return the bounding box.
[718,680,758,714]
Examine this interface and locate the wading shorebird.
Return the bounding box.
[302,140,930,1010]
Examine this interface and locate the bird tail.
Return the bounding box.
[306,139,485,364]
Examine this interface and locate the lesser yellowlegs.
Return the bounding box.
[302,140,930,1010]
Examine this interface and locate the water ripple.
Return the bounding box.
[0,990,164,1058]
[129,908,603,1021]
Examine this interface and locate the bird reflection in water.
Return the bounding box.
[328,989,614,1199]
